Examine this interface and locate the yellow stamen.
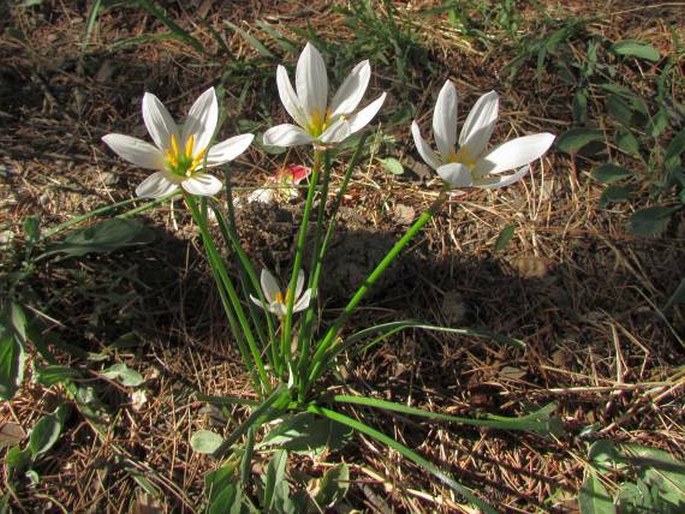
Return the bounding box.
[446,146,477,170]
[184,134,195,159]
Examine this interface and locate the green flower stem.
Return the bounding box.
[281,150,324,368]
[210,200,278,373]
[185,194,269,393]
[293,150,331,390]
[296,136,367,401]
[306,187,450,386]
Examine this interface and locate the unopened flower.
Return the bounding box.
[263,42,386,148]
[102,87,254,198]
[250,268,312,318]
[238,164,311,206]
[412,81,554,189]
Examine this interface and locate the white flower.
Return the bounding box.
[102,87,254,198]
[411,81,555,189]
[263,42,387,148]
[250,268,312,318]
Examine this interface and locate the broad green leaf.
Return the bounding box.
[379,157,404,175]
[592,164,631,184]
[263,449,288,511]
[494,225,515,252]
[573,89,588,125]
[9,303,28,344]
[261,412,352,454]
[579,473,615,514]
[648,109,669,138]
[588,440,622,472]
[600,84,649,117]
[23,216,40,245]
[606,94,632,126]
[556,128,604,154]
[614,127,640,156]
[665,128,685,162]
[5,446,31,481]
[208,483,243,514]
[0,323,25,401]
[621,444,685,505]
[610,40,660,62]
[37,365,82,386]
[43,218,154,258]
[100,363,144,387]
[29,406,67,460]
[628,206,680,237]
[599,185,631,208]
[317,463,350,508]
[190,430,224,454]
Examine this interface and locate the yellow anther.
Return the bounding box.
[184,134,195,159]
[455,146,477,169]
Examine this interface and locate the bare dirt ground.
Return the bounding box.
[1,1,683,512]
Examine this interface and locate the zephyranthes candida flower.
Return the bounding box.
[263,42,386,148]
[102,87,254,198]
[412,81,554,189]
[250,268,312,318]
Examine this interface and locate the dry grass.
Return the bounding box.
[1,1,684,512]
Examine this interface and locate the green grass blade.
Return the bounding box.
[333,395,559,435]
[225,21,274,58]
[82,0,103,50]
[308,405,497,514]
[339,320,524,356]
[136,0,205,54]
[254,21,298,54]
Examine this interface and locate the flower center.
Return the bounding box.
[308,108,332,138]
[446,146,477,170]
[165,134,207,177]
[274,290,291,305]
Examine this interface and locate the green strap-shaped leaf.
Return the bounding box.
[309,405,497,514]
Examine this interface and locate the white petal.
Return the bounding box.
[182,88,218,155]
[320,92,386,144]
[329,60,370,118]
[410,121,442,170]
[433,81,458,159]
[135,171,180,198]
[294,269,305,299]
[459,90,499,157]
[269,302,287,318]
[247,188,275,204]
[263,124,314,147]
[102,133,164,170]
[479,166,529,189]
[293,288,312,313]
[206,133,254,166]
[436,162,473,187]
[249,294,269,312]
[260,269,280,304]
[181,173,222,196]
[296,43,328,120]
[142,92,178,150]
[475,133,555,175]
[276,65,307,128]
